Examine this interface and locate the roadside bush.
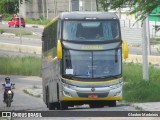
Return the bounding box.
[2,13,13,21]
[0,56,41,76]
[123,62,160,102]
[0,29,4,34]
[25,18,50,25]
[15,30,32,36]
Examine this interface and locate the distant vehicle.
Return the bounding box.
[8,17,25,28]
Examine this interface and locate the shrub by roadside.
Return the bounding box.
[123,62,160,102]
[15,30,32,36]
[0,29,4,34]
[0,56,41,76]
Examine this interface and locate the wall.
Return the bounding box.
[21,0,97,20]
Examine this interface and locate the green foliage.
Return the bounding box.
[98,0,160,20]
[150,38,160,45]
[2,13,13,21]
[0,0,29,14]
[0,29,4,34]
[25,18,50,25]
[15,30,32,36]
[0,56,41,76]
[123,63,160,102]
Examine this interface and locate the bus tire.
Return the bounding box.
[45,88,49,107]
[46,87,56,110]
[108,100,116,107]
[60,102,68,110]
[48,102,58,110]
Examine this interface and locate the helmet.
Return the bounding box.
[5,77,10,83]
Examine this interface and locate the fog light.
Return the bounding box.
[63,91,72,97]
[114,91,121,96]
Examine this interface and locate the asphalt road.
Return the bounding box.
[0,50,41,57]
[0,75,47,111]
[1,76,159,120]
[0,35,41,47]
[0,75,137,112]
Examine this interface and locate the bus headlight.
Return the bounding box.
[110,82,123,89]
[62,83,77,90]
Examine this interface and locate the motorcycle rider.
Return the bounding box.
[3,77,14,102]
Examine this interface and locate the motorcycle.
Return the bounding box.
[2,83,15,107]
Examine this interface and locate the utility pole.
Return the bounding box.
[79,0,83,11]
[19,0,22,45]
[42,0,45,19]
[91,0,92,11]
[23,0,26,19]
[118,7,121,19]
[146,16,151,55]
[142,18,149,80]
[46,0,49,19]
[69,0,71,12]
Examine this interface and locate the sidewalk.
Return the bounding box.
[132,102,160,111]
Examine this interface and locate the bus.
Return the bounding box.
[42,12,128,110]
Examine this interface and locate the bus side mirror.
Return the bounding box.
[122,40,128,59]
[57,40,62,59]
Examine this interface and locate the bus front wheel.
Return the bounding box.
[108,100,116,107]
[60,102,68,110]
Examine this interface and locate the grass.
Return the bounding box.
[15,30,32,36]
[150,38,160,45]
[0,29,4,34]
[25,18,50,25]
[0,56,41,76]
[2,13,12,21]
[123,62,160,102]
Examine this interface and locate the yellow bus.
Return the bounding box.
[42,12,128,110]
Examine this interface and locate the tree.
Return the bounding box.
[97,0,160,20]
[0,0,29,14]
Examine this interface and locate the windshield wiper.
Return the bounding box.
[63,74,73,79]
[95,75,119,79]
[73,75,88,78]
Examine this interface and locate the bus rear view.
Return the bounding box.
[42,12,128,110]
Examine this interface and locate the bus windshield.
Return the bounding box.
[62,49,121,79]
[63,20,120,41]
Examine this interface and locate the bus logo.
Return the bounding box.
[91,87,95,92]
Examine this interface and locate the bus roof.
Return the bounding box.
[60,12,119,20]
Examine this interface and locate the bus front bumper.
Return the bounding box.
[61,82,123,101]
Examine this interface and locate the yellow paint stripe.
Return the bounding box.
[44,16,59,29]
[62,77,122,84]
[62,96,122,101]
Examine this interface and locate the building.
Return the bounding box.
[20,0,97,20]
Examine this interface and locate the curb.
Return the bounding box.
[0,42,41,55]
[124,54,160,65]
[24,87,42,98]
[132,102,160,111]
[2,33,15,36]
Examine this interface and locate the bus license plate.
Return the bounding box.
[88,94,98,98]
